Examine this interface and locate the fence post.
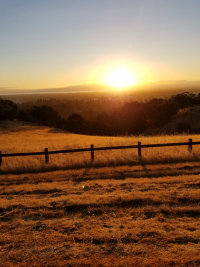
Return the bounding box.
[0,151,2,166]
[45,148,49,163]
[138,141,141,157]
[188,138,192,152]
[91,144,94,162]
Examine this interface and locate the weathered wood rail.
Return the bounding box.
[0,138,199,165]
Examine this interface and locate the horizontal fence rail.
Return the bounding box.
[0,138,199,166]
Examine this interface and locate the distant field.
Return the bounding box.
[1,121,200,266]
[0,120,200,174]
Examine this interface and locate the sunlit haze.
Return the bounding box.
[0,0,200,90]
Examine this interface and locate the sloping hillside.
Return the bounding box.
[1,120,200,174]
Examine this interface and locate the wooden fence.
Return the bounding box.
[0,138,199,166]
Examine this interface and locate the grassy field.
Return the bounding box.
[1,121,200,266]
[1,168,200,266]
[0,120,200,174]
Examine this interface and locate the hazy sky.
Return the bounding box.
[0,0,200,90]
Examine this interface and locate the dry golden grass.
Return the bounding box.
[1,168,200,266]
[0,120,200,174]
[1,121,200,266]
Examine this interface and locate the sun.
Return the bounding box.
[106,68,135,88]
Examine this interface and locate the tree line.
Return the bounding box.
[1,92,200,135]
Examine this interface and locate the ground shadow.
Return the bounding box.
[0,120,71,135]
[139,157,149,175]
[47,128,70,134]
[192,152,200,161]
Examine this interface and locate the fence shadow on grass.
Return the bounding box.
[192,152,200,162]
[139,157,149,175]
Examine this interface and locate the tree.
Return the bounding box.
[0,98,18,120]
[66,113,85,133]
[170,92,197,110]
[144,98,177,128]
[30,105,61,127]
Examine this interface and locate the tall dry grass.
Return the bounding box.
[0,120,200,173]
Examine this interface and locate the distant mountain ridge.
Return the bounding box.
[0,84,111,95]
[133,80,200,89]
[1,80,200,95]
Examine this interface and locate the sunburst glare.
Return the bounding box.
[106,68,137,88]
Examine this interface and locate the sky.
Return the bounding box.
[0,0,200,90]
